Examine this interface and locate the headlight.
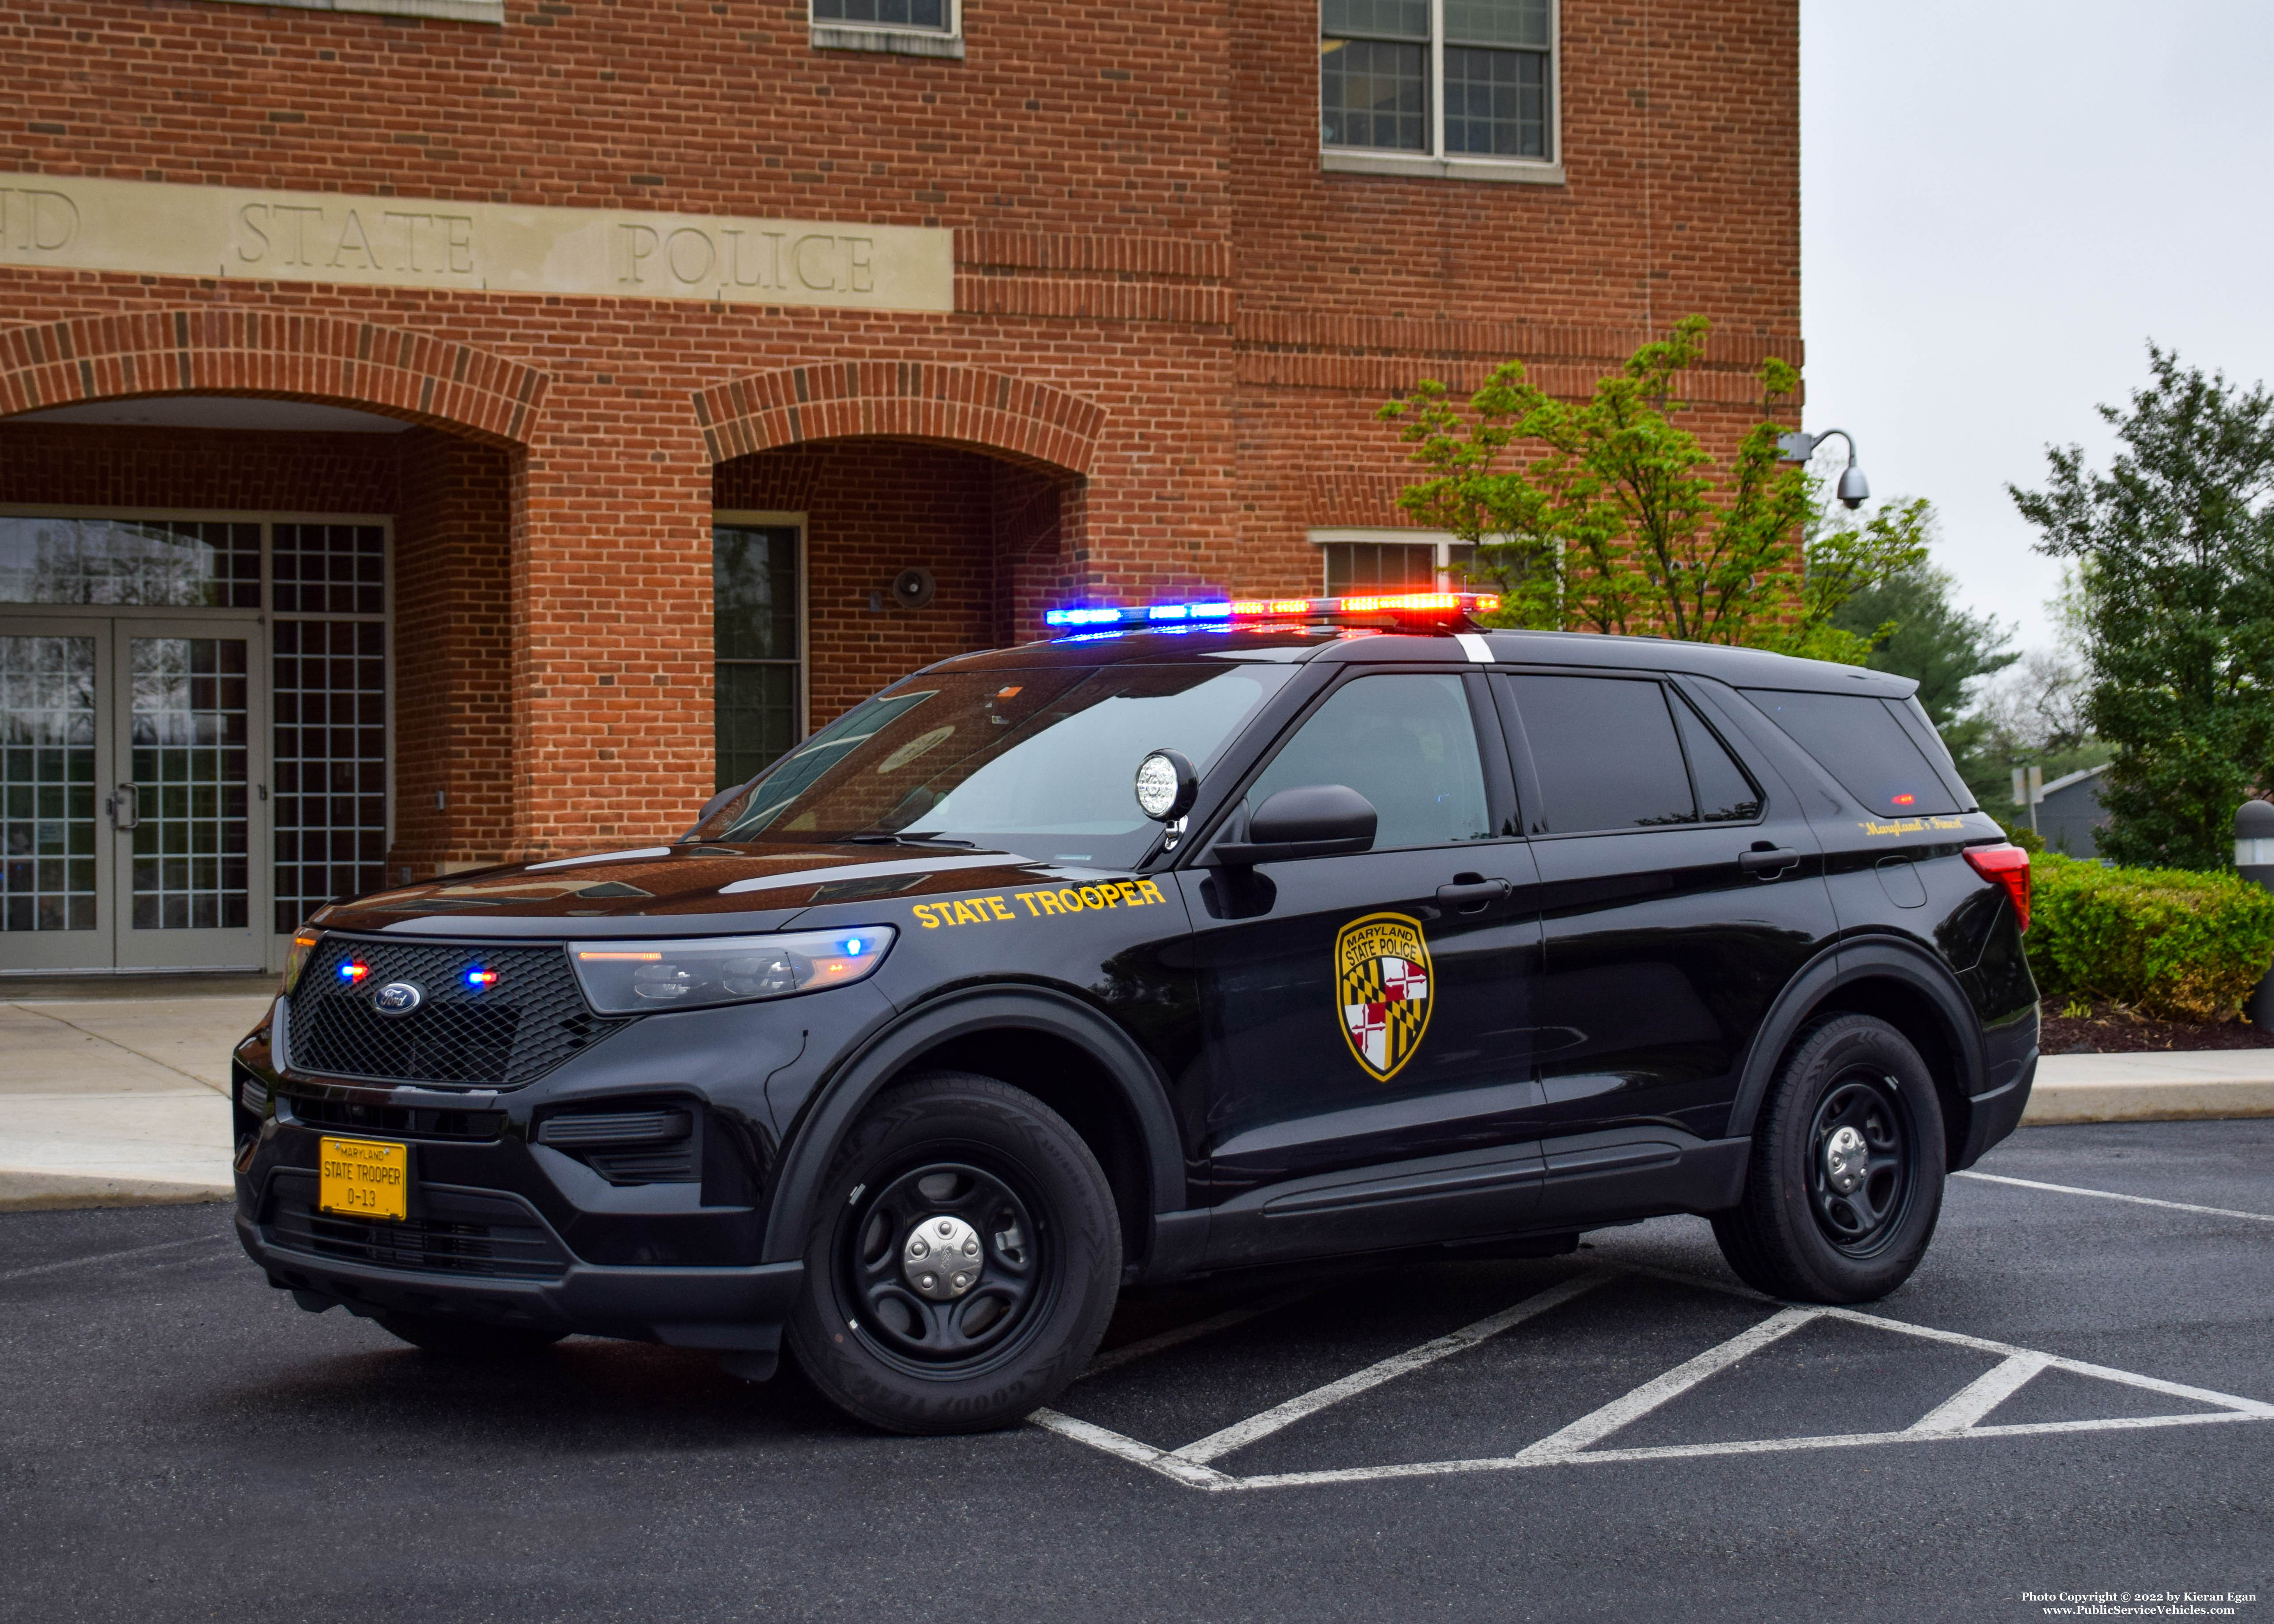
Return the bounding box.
[568,928,896,1015]
[279,929,323,996]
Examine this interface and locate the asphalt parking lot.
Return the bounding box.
[4,1122,2270,1624]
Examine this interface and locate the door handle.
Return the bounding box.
[108,783,140,831]
[1739,844,1799,877]
[1436,876,1514,911]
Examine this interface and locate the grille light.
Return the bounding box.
[569,929,897,1015]
[465,967,499,989]
[1046,592,1499,630]
[338,960,371,985]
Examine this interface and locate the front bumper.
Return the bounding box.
[236,1202,803,1352]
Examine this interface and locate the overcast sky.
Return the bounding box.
[1800,0,2274,654]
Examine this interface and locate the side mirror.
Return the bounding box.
[1211,785,1376,866]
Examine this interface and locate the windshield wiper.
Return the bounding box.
[845,832,979,848]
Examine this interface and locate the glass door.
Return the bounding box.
[0,621,109,971]
[111,620,269,970]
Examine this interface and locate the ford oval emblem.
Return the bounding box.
[372,980,424,1016]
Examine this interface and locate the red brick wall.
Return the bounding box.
[0,0,1802,863]
[0,425,400,513]
[391,429,516,874]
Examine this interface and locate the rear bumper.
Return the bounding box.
[1957,1046,2036,1170]
[236,1205,804,1352]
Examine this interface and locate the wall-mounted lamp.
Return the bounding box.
[1776,427,1871,509]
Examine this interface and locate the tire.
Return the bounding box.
[376,1313,566,1358]
[1712,1013,1947,1303]
[786,1071,1121,1435]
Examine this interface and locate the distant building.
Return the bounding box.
[2037,765,2111,859]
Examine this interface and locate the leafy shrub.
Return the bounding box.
[2026,854,2274,1022]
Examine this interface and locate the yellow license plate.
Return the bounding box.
[319,1136,408,1221]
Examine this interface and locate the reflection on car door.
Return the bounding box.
[1177,669,1546,1265]
[1492,670,1835,1153]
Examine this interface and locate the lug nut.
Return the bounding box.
[962,1238,979,1256]
[908,1237,928,1258]
[936,1220,954,1237]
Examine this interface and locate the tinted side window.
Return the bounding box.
[1505,674,1694,832]
[1741,689,1963,816]
[1247,672,1491,851]
[1671,695,1763,822]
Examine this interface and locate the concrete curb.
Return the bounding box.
[2021,1080,2274,1126]
[0,1171,233,1213]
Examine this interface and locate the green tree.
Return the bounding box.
[1382,316,1922,662]
[2011,346,2274,870]
[1826,518,2019,783]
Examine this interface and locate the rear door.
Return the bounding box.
[1178,668,1546,1260]
[1491,668,1836,1146]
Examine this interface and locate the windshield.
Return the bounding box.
[692,664,1297,866]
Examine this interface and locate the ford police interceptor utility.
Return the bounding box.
[230,593,2039,1435]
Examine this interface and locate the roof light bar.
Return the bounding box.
[1045,592,1499,630]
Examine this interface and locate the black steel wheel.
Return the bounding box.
[1712,1013,1947,1303]
[1806,1072,1914,1254]
[787,1071,1121,1434]
[846,1160,1045,1371]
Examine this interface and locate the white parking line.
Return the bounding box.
[1953,1169,2274,1224]
[1035,1255,2274,1492]
[1169,1271,1611,1466]
[1511,1307,1816,1464]
[0,1234,227,1284]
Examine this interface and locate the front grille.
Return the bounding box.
[263,1174,568,1280]
[287,936,628,1089]
[284,1095,506,1142]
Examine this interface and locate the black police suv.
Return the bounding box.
[230,596,2039,1434]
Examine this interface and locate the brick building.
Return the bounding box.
[0,0,1799,974]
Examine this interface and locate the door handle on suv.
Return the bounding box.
[1739,843,1799,878]
[1436,874,1514,912]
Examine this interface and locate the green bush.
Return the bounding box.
[2027,854,2274,1022]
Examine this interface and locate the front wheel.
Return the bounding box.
[787,1072,1121,1435]
[1712,1014,1947,1303]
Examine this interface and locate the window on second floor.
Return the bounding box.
[1321,0,1554,172]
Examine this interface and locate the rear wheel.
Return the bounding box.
[1712,1014,1946,1303]
[376,1313,566,1358]
[787,1072,1121,1435]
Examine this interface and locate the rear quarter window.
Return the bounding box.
[1740,689,1965,817]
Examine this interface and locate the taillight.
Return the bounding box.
[1963,844,2031,931]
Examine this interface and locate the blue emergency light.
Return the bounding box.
[1044,591,1500,630]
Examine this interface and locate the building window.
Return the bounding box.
[1321,0,1556,178]
[713,518,805,794]
[811,0,964,58]
[1315,530,1478,595]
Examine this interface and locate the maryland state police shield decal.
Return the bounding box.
[1335,911,1433,1083]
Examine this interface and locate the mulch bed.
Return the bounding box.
[2038,998,2274,1054]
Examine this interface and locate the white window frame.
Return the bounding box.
[810,0,964,59]
[1319,0,1563,185]
[1310,528,1475,593]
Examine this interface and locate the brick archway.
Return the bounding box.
[692,362,1104,477]
[0,311,549,446]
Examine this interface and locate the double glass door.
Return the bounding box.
[0,616,268,971]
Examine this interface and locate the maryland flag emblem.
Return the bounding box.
[1335,911,1433,1083]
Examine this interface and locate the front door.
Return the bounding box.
[0,617,268,972]
[1180,668,1546,1262]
